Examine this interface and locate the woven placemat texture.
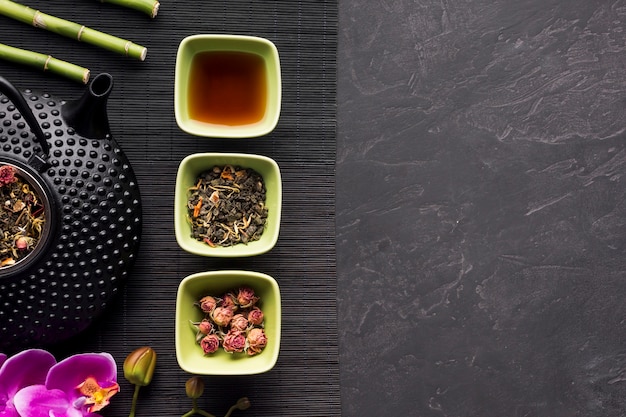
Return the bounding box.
[0,1,339,415]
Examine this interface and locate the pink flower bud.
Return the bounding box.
[236,286,259,308]
[0,165,16,187]
[15,237,29,250]
[200,334,220,354]
[222,330,246,353]
[230,314,249,332]
[198,296,218,313]
[246,328,267,356]
[247,307,264,326]
[221,293,238,311]
[197,319,213,335]
[211,306,233,327]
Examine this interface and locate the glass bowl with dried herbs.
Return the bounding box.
[174,153,282,257]
[0,163,52,274]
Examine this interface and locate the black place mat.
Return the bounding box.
[0,1,339,416]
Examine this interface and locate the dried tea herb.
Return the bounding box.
[187,165,268,247]
[0,165,46,267]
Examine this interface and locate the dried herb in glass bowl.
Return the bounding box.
[0,165,46,268]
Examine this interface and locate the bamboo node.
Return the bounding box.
[43,55,52,71]
[77,25,86,41]
[124,41,131,56]
[32,11,46,28]
[82,69,91,85]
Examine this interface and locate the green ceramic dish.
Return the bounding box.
[175,270,281,375]
[174,34,281,138]
[174,152,282,257]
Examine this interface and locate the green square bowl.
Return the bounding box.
[174,34,281,138]
[175,270,281,375]
[174,152,282,257]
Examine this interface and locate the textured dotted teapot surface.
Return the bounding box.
[0,77,142,353]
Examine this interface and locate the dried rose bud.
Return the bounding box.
[223,330,246,353]
[211,306,233,327]
[15,236,29,250]
[246,328,267,356]
[247,307,264,326]
[236,287,259,308]
[197,319,213,335]
[198,296,218,313]
[230,314,249,332]
[185,376,205,399]
[200,334,220,355]
[0,165,16,187]
[123,346,157,387]
[221,293,238,311]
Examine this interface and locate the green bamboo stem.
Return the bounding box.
[0,43,90,84]
[0,0,147,60]
[98,0,160,18]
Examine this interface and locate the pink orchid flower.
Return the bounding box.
[10,351,119,417]
[0,349,57,417]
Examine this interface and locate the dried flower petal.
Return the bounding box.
[1,258,16,266]
[12,200,25,212]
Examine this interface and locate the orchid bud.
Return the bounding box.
[236,397,251,410]
[185,376,205,399]
[123,346,157,387]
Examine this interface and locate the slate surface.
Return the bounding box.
[337,1,626,416]
[0,1,340,416]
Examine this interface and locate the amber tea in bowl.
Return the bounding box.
[189,51,266,126]
[175,34,281,138]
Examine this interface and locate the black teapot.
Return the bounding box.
[0,74,142,353]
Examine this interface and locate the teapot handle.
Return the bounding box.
[0,76,50,170]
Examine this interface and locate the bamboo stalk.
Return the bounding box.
[0,0,148,61]
[0,43,90,84]
[98,0,160,18]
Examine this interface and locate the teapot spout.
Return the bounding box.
[62,73,114,140]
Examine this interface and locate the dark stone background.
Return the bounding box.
[336,1,626,416]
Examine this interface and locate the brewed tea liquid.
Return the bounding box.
[188,51,267,126]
